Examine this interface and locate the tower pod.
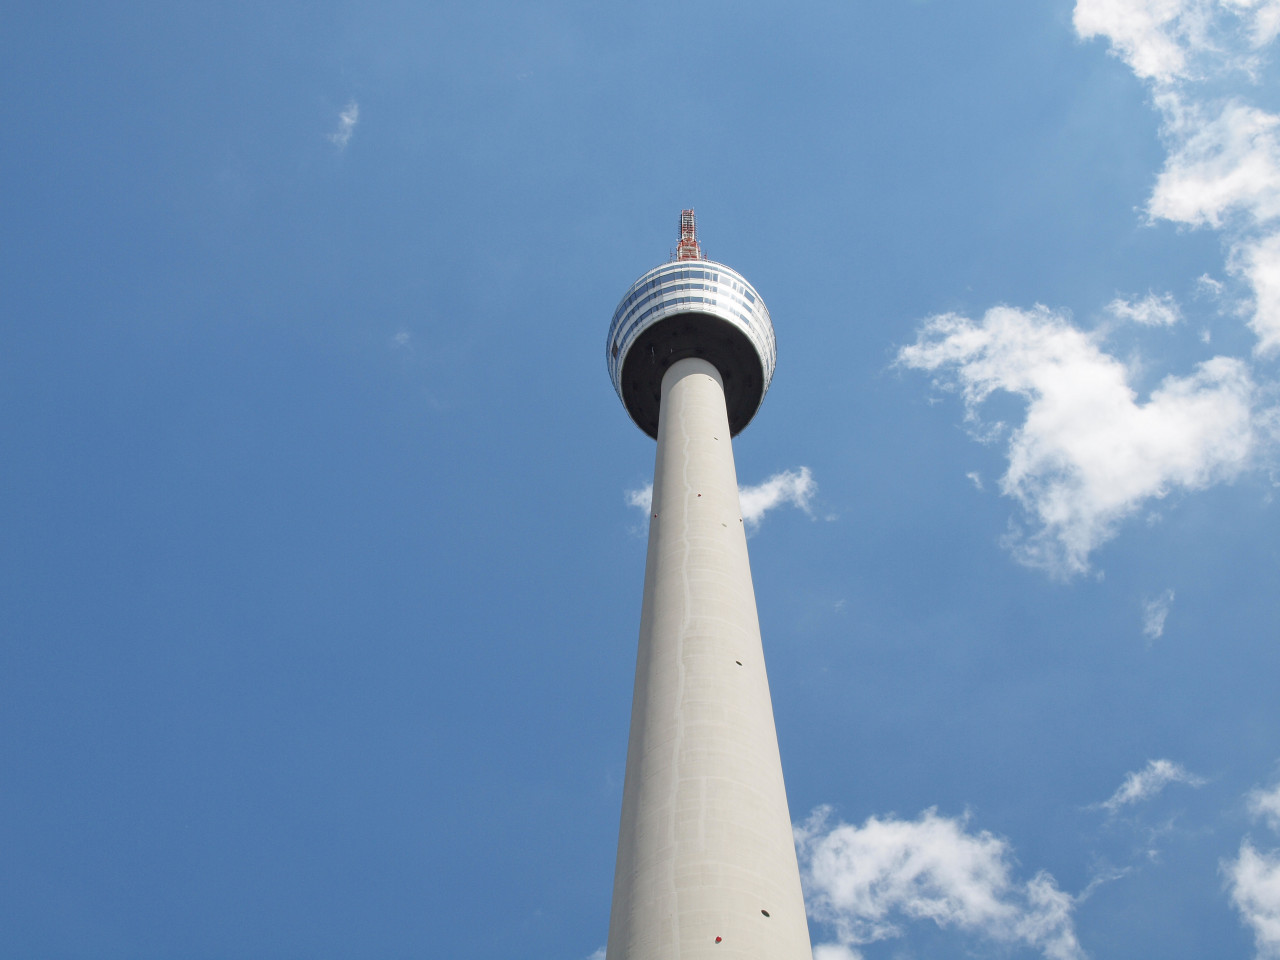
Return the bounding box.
[606,211,775,438]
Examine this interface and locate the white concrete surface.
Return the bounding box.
[606,357,812,960]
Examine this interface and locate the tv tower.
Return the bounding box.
[604,211,812,960]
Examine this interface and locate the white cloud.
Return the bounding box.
[329,100,359,148]
[811,944,862,960]
[1199,272,1228,295]
[1146,87,1280,359]
[905,3,1280,570]
[1074,0,1205,82]
[1249,780,1280,832]
[1226,776,1280,958]
[739,467,816,530]
[1232,232,1280,354]
[1257,1,1280,46]
[624,483,653,513]
[796,807,1083,960]
[585,948,606,960]
[1074,1,1280,355]
[1107,292,1183,326]
[1142,588,1177,639]
[898,306,1256,577]
[1223,0,1280,48]
[1150,95,1280,229]
[1100,758,1207,813]
[1226,842,1280,958]
[1074,0,1280,82]
[624,467,815,532]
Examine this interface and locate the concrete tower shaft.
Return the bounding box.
[606,215,807,959]
[606,358,811,960]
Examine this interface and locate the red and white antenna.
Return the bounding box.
[676,209,702,260]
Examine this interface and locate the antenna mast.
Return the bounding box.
[676,209,702,260]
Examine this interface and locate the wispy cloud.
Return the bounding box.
[1142,588,1177,640]
[812,945,861,960]
[624,483,653,512]
[624,467,816,533]
[1250,779,1280,832]
[898,307,1256,577]
[1099,759,1207,814]
[1233,232,1280,353]
[1107,292,1183,326]
[329,100,359,149]
[796,806,1083,960]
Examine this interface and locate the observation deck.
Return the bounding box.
[606,213,776,439]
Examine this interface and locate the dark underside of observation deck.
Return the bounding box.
[618,311,766,439]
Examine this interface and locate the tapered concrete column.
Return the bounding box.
[606,357,811,960]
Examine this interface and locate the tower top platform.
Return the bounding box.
[606,215,775,439]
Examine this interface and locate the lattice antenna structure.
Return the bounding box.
[676,208,702,260]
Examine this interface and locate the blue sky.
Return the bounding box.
[4,2,1280,958]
